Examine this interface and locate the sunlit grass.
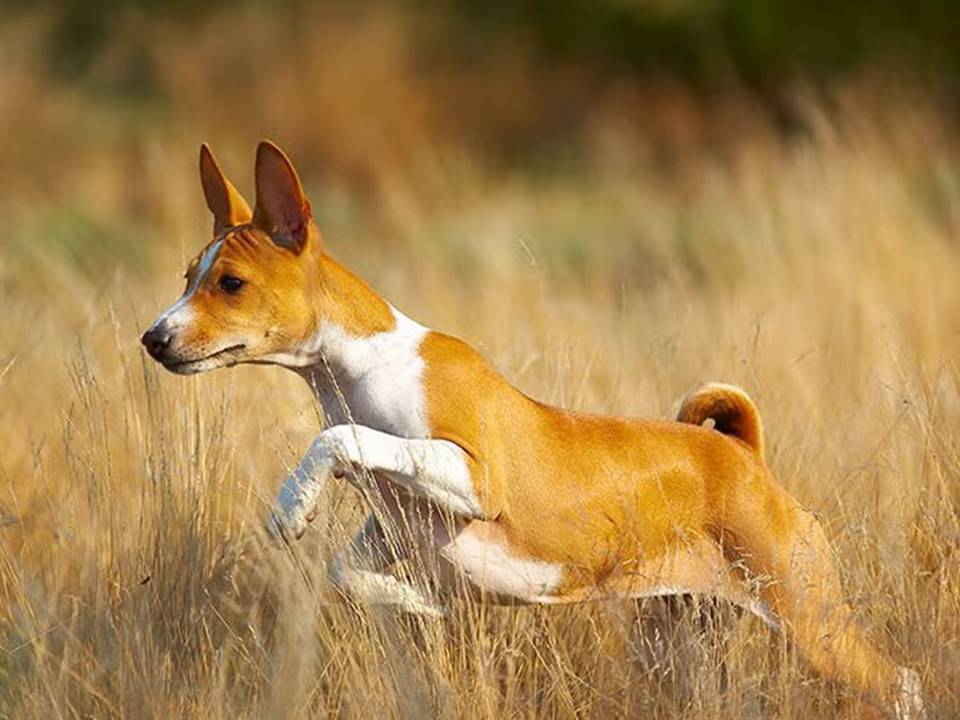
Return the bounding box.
[1,12,959,717]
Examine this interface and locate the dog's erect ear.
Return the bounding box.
[199,144,253,235]
[252,140,313,254]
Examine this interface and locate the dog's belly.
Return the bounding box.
[437,521,567,603]
[369,477,565,603]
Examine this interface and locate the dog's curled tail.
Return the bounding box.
[677,382,764,458]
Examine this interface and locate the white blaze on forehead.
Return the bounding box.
[149,240,223,333]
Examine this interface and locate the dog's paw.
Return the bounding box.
[894,667,926,720]
[265,451,338,543]
[415,602,447,619]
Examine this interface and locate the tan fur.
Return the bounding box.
[167,144,395,367]
[418,337,902,702]
[150,141,919,714]
[677,381,764,457]
[200,144,253,234]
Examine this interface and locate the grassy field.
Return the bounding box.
[2,9,960,718]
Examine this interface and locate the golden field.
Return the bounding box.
[1,7,959,718]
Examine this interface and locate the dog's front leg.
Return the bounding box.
[308,424,487,519]
[328,513,444,617]
[266,440,339,541]
[267,423,487,541]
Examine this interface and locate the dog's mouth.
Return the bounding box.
[162,344,246,374]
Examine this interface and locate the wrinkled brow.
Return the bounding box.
[217,225,282,262]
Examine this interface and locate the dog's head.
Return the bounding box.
[142,142,323,374]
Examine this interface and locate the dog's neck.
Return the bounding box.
[291,254,431,434]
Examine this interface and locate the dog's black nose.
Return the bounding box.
[141,326,172,359]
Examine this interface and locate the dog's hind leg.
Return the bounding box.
[630,594,736,707]
[724,482,925,719]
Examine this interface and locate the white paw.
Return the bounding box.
[407,601,447,619]
[265,445,338,543]
[313,426,362,470]
[894,667,926,720]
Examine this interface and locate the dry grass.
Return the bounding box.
[2,7,960,718]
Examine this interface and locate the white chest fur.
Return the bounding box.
[303,307,431,439]
[284,307,567,602]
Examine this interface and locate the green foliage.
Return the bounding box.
[24,0,960,103]
[458,0,960,88]
[13,208,153,280]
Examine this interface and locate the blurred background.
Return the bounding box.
[2,2,960,718]
[5,0,960,226]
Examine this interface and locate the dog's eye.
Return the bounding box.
[219,275,245,294]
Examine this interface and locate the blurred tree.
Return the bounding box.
[15,0,960,94]
[452,0,960,91]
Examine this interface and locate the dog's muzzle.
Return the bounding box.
[141,324,173,360]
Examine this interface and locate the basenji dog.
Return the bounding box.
[142,141,925,718]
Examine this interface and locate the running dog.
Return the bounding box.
[142,141,924,718]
